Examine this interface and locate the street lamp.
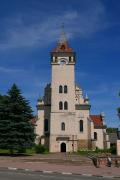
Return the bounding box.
[117,127,120,140]
[117,112,120,139]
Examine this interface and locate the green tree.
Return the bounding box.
[0,84,36,153]
[106,128,118,133]
[0,94,10,150]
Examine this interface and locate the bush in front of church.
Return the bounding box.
[35,144,48,154]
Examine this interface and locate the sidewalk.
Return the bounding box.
[0,155,120,178]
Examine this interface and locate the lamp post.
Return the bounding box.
[116,94,120,156]
[117,127,120,140]
[117,112,120,139]
[116,112,120,156]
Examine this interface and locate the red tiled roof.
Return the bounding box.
[90,115,103,127]
[52,41,73,53]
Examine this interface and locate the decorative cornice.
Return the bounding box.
[51,51,76,57]
[37,104,91,111]
[36,104,44,110]
[75,104,91,110]
[94,125,107,129]
[37,104,51,110]
[56,136,69,141]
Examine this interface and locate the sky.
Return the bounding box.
[0,0,120,127]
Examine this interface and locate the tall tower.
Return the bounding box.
[50,28,77,152]
[36,27,110,152]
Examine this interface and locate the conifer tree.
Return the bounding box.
[0,84,36,153]
[0,94,10,150]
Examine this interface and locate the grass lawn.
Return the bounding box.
[0,148,35,156]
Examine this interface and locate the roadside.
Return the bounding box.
[0,154,120,178]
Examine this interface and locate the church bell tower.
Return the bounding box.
[36,26,110,153]
[50,27,77,152]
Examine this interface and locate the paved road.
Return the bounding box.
[0,170,117,180]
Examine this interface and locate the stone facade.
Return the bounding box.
[117,140,120,156]
[35,32,110,152]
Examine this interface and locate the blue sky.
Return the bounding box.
[0,0,120,127]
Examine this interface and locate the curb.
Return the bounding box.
[0,167,120,179]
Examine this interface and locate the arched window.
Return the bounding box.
[44,119,48,132]
[80,120,83,132]
[94,132,97,140]
[59,101,63,110]
[61,122,65,131]
[64,85,67,93]
[64,101,68,110]
[59,85,63,93]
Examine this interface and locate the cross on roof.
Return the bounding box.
[59,23,67,44]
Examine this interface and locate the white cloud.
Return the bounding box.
[88,82,120,96]
[88,84,109,95]
[76,71,89,78]
[0,66,50,89]
[0,1,107,50]
[0,66,25,73]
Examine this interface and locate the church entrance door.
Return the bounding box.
[61,142,66,152]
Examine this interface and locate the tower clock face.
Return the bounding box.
[59,58,68,65]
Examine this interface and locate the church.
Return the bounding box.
[35,30,110,152]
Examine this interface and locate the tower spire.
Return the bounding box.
[59,23,67,44]
[52,24,73,53]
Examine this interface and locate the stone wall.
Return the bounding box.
[78,139,92,150]
[44,135,50,150]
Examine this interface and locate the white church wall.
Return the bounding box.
[35,109,44,144]
[50,112,76,135]
[75,110,90,139]
[94,128,104,149]
[51,65,75,112]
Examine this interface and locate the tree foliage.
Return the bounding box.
[0,84,36,153]
[106,128,118,133]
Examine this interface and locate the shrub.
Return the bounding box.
[17,148,26,154]
[95,147,110,154]
[26,148,35,154]
[77,149,95,155]
[78,147,117,156]
[34,144,48,154]
[95,147,117,155]
[109,146,116,154]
